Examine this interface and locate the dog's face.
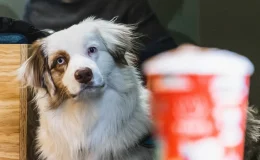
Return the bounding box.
[18,18,137,107]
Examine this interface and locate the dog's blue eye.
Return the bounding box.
[88,47,97,55]
[57,57,65,65]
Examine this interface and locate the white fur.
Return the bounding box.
[18,18,153,160]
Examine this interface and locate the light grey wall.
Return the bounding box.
[0,0,27,19]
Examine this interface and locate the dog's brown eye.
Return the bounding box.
[88,47,97,56]
[57,57,65,65]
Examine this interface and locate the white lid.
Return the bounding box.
[143,44,254,76]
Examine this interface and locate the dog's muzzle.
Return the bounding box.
[74,67,93,84]
[71,67,105,98]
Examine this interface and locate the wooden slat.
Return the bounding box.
[20,45,28,160]
[0,45,20,160]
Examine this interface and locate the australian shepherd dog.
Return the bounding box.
[18,17,154,160]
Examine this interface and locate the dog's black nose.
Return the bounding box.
[74,68,93,84]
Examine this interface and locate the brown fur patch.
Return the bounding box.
[48,50,72,107]
[26,41,45,88]
[27,41,58,107]
[27,43,72,109]
[49,50,70,70]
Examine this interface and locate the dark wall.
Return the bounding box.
[200,0,260,106]
[150,0,260,105]
[149,0,199,45]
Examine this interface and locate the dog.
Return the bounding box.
[18,17,154,160]
[244,107,260,160]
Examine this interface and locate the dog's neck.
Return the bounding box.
[35,66,151,159]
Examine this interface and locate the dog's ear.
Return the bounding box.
[18,41,56,95]
[96,20,138,65]
[18,41,45,87]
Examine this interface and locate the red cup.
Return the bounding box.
[143,44,254,160]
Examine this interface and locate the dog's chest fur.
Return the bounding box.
[35,81,151,160]
[36,96,96,160]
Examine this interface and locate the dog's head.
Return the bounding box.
[18,18,138,107]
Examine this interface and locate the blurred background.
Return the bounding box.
[0,0,260,159]
[0,0,259,104]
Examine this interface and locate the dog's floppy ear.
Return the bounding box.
[18,41,45,87]
[18,40,56,95]
[96,20,138,65]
